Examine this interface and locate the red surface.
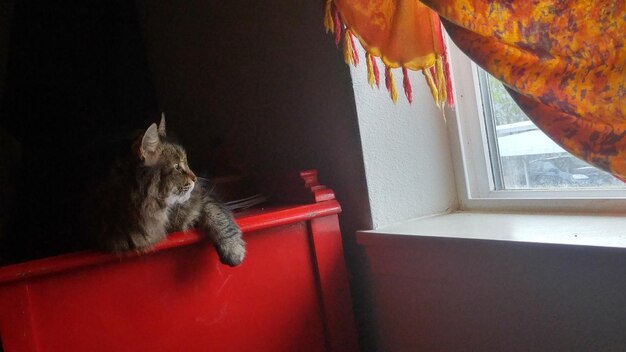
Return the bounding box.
[0,170,358,352]
[310,216,360,352]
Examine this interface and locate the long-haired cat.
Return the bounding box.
[88,116,245,266]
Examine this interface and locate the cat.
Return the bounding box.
[88,115,246,266]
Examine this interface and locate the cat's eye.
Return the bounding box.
[174,164,182,172]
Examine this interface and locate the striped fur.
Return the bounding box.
[88,118,245,266]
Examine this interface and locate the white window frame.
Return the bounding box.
[445,38,626,213]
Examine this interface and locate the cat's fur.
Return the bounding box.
[88,116,245,266]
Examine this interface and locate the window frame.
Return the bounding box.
[445,38,626,213]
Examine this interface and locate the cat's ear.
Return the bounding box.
[140,123,161,166]
[158,113,166,138]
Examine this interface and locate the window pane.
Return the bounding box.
[479,70,626,190]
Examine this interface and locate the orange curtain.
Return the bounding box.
[328,0,626,181]
[421,0,626,180]
[325,0,453,106]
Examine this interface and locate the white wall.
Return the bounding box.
[349,49,458,228]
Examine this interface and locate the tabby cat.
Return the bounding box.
[88,116,245,266]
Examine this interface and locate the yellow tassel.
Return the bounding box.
[366,53,376,87]
[390,72,398,103]
[385,67,398,103]
[324,0,334,34]
[435,56,447,108]
[423,68,440,107]
[343,30,355,66]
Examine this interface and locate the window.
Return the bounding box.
[478,70,625,191]
[446,39,626,212]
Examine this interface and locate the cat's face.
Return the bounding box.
[160,143,197,205]
[139,118,197,205]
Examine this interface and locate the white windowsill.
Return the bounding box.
[358,211,626,249]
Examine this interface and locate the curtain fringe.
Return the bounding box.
[422,68,440,107]
[366,53,381,88]
[385,67,398,103]
[343,30,359,67]
[440,41,455,107]
[435,56,446,109]
[402,67,413,104]
[324,0,334,34]
[372,55,381,88]
[366,53,375,87]
[333,5,342,46]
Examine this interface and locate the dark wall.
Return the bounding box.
[135,0,370,205]
[0,0,159,260]
[135,1,371,260]
[0,0,13,100]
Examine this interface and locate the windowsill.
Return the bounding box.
[357,211,626,249]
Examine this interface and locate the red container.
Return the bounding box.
[0,170,358,352]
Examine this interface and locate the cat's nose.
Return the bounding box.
[189,172,197,183]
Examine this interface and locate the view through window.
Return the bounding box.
[478,70,626,190]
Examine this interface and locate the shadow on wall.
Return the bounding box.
[0,0,160,262]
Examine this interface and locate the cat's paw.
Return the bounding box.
[216,236,246,267]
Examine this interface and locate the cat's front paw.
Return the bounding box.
[216,236,246,267]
